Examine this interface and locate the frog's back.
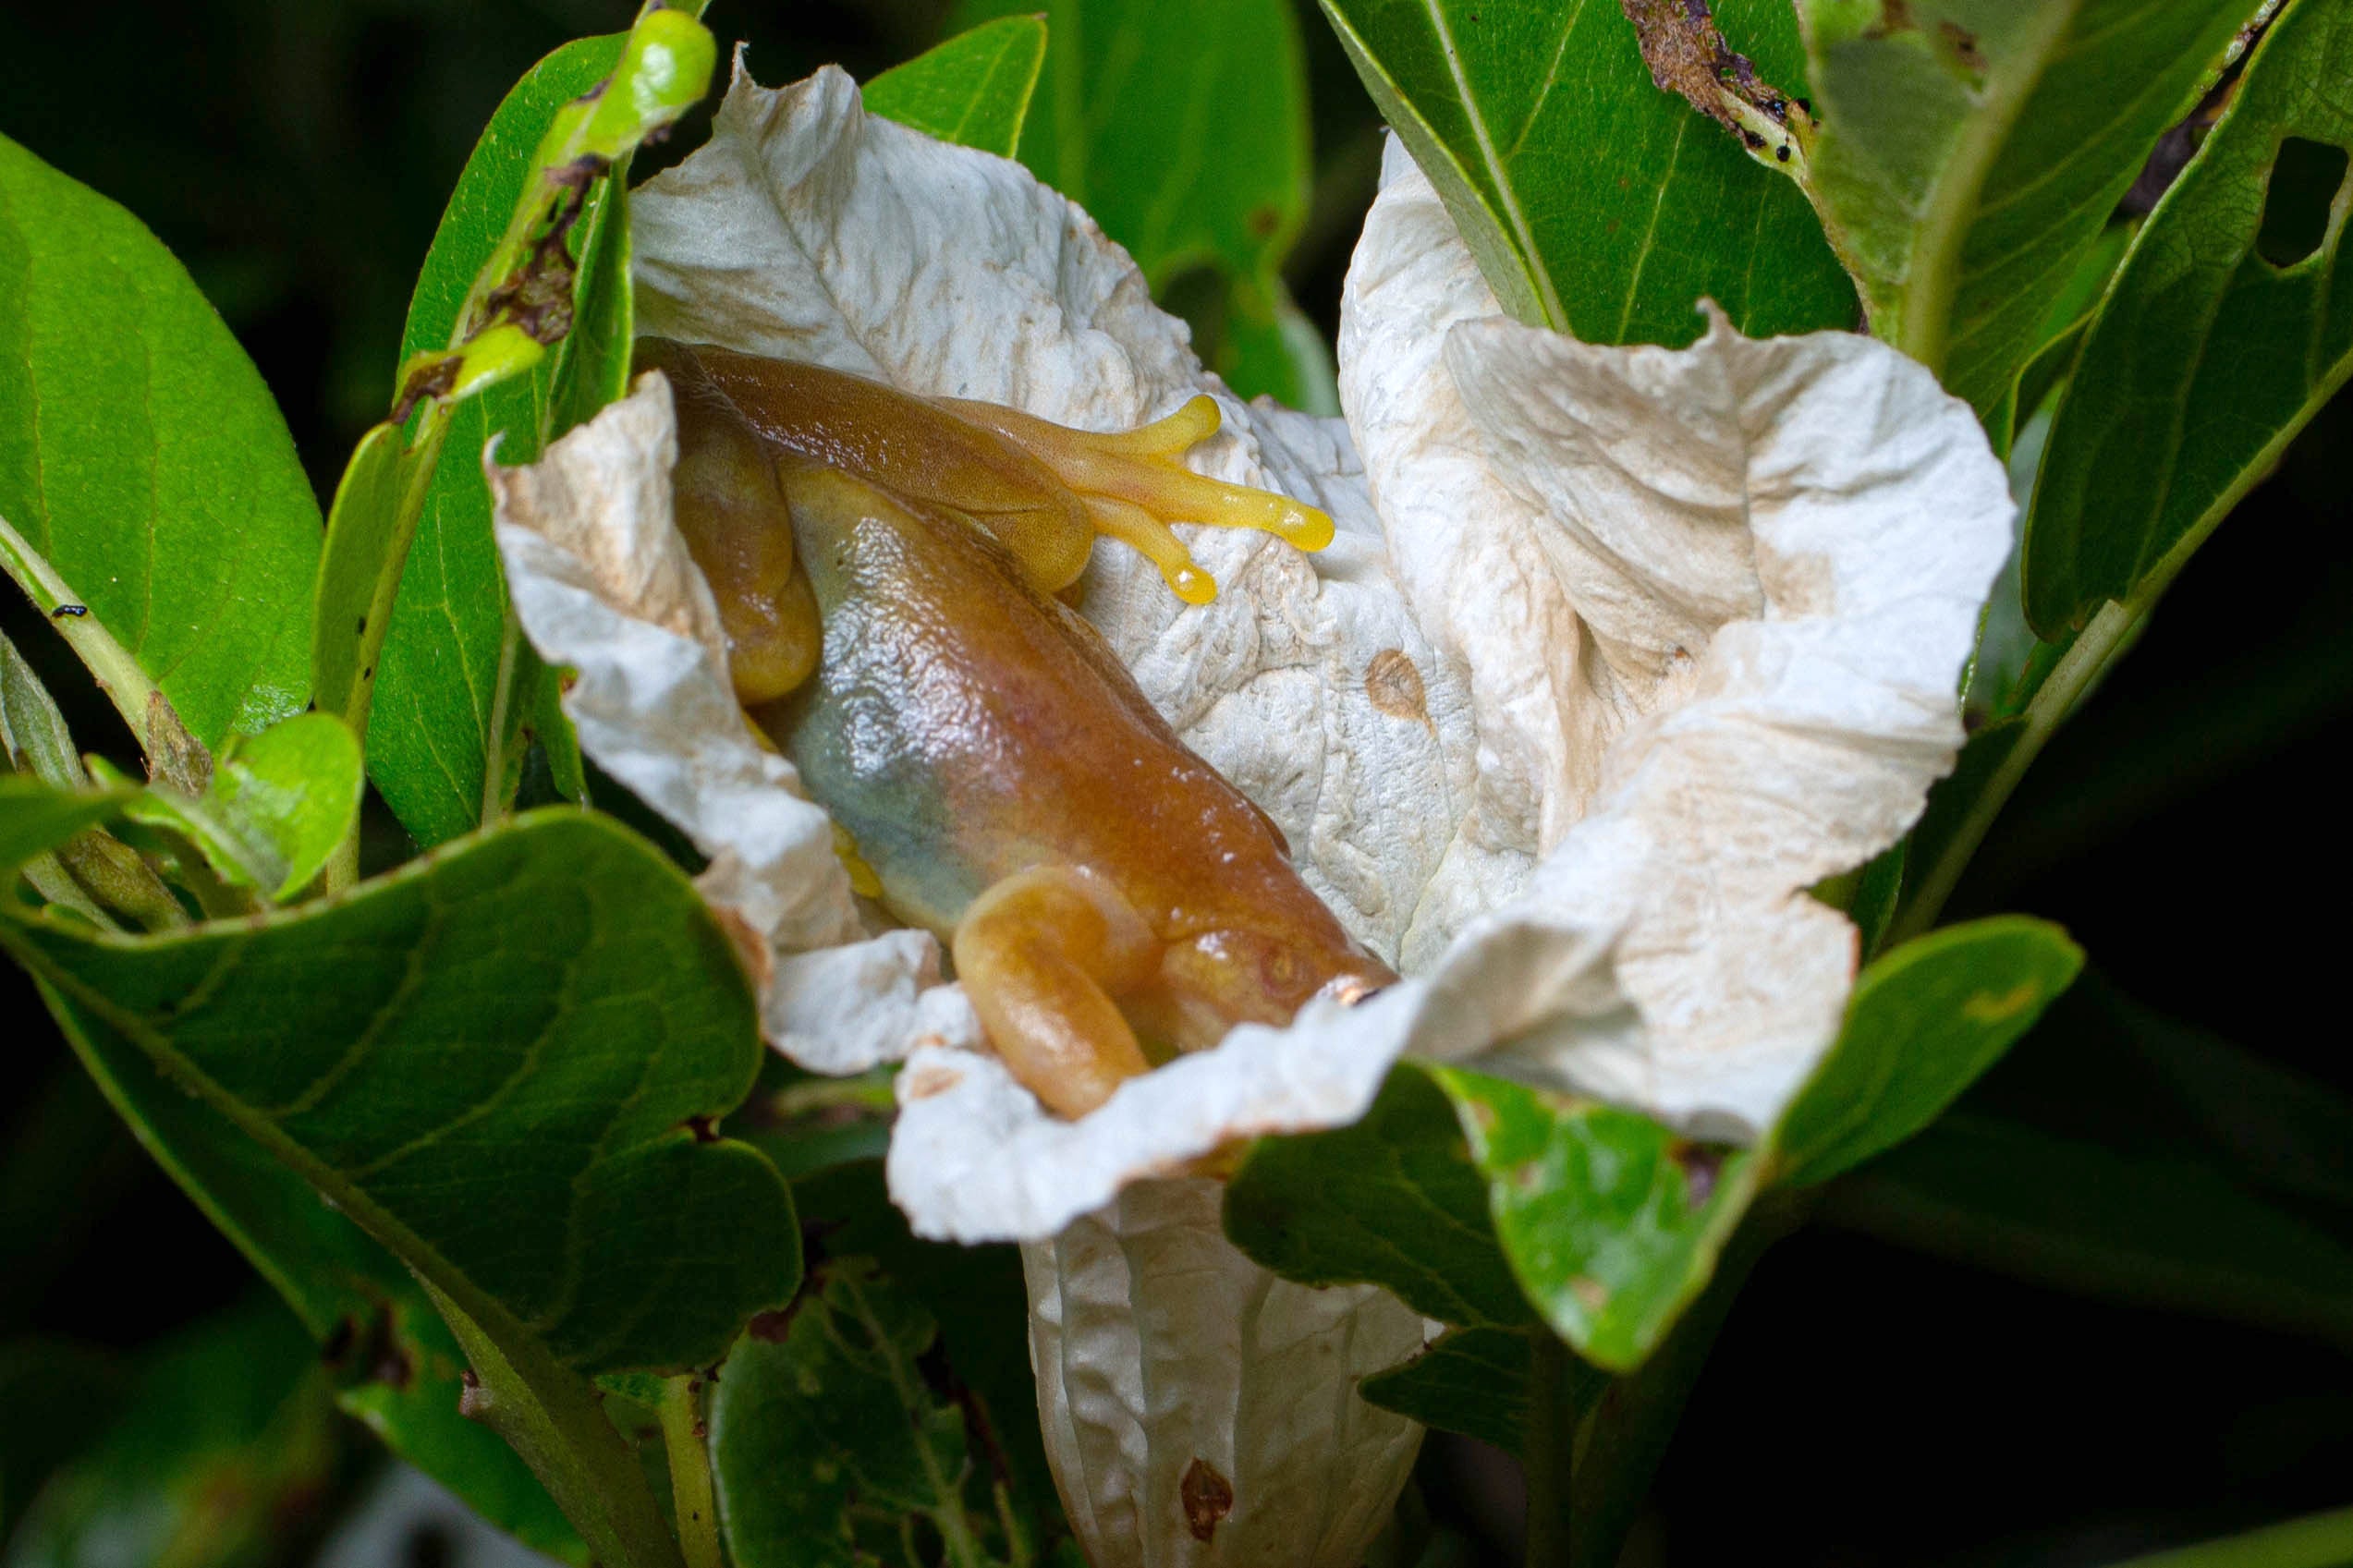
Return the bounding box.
[756,467,1293,942]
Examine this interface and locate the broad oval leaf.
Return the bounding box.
[41,985,582,1561]
[0,136,321,745]
[1436,1066,1762,1373]
[1774,914,2082,1187]
[712,1263,1045,1568]
[1324,0,1854,345]
[1224,1063,1530,1330]
[2023,0,2353,635]
[864,15,1049,158]
[366,35,628,846]
[1798,0,2255,417]
[1,809,796,1378]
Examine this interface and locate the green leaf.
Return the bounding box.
[1774,915,2082,1187]
[952,0,1327,405]
[1437,1066,1761,1373]
[1823,1113,2353,1348]
[0,138,321,747]
[712,1262,1030,1568]
[1224,1064,1532,1328]
[5,810,790,1372]
[362,34,628,847]
[5,810,795,1567]
[3,1299,342,1568]
[2091,1504,2353,1568]
[0,777,128,878]
[864,15,1049,158]
[42,971,581,1560]
[1796,0,2254,418]
[2023,0,2353,636]
[1322,0,1854,345]
[106,711,361,902]
[1358,1325,1539,1457]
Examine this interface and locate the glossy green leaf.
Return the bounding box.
[1224,1064,1531,1329]
[2023,0,2353,635]
[2,810,792,1375]
[0,137,320,747]
[105,712,361,901]
[7,811,786,1567]
[1774,915,2082,1187]
[1437,1066,1761,1372]
[1359,1325,1537,1457]
[3,1300,341,1568]
[792,1161,1067,1543]
[42,967,581,1560]
[362,35,628,846]
[0,631,79,788]
[952,0,1328,405]
[712,1263,1036,1568]
[1322,0,1854,344]
[0,777,128,877]
[1797,0,2253,417]
[1823,1114,2353,1347]
[864,15,1048,158]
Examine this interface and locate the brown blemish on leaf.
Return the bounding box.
[1937,19,1986,74]
[1618,0,1808,149]
[746,1308,796,1343]
[1569,1276,1610,1315]
[144,688,211,796]
[1180,1457,1235,1542]
[457,1367,492,1421]
[1364,648,1430,723]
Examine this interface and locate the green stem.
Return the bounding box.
[1889,595,2139,943]
[2100,1507,2353,1568]
[0,512,209,795]
[421,1279,689,1568]
[1523,1333,1576,1568]
[661,1376,725,1568]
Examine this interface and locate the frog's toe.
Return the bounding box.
[943,395,1335,603]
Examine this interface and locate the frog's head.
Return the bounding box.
[1140,920,1396,1055]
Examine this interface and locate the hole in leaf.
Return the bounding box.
[2256,137,2347,268]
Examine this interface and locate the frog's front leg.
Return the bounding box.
[951,866,1162,1119]
[944,395,1336,605]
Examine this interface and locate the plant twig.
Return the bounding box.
[661,1375,725,1568]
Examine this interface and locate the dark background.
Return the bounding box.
[5,3,2350,1563]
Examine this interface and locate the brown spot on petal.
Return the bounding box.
[903,1063,963,1100]
[1364,649,1428,723]
[1180,1458,1234,1542]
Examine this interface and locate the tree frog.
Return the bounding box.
[641,338,1395,1119]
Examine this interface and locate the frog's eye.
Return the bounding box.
[942,395,1335,605]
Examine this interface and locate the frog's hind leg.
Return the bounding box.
[941,395,1335,604]
[951,866,1160,1120]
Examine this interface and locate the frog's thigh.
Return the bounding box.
[950,866,1160,1120]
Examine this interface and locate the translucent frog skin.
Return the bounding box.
[643,338,1395,1119]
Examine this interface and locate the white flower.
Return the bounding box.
[489,55,2010,1568]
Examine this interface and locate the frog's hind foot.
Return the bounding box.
[950,865,1159,1120]
[944,395,1335,605]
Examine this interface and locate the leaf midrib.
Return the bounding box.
[1419,0,1567,329]
[1897,0,2082,372]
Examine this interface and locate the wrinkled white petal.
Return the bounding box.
[1024,1179,1429,1568]
[1338,142,2014,1133]
[495,62,2010,1240]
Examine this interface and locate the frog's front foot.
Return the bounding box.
[951,865,1160,1119]
[945,395,1335,605]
